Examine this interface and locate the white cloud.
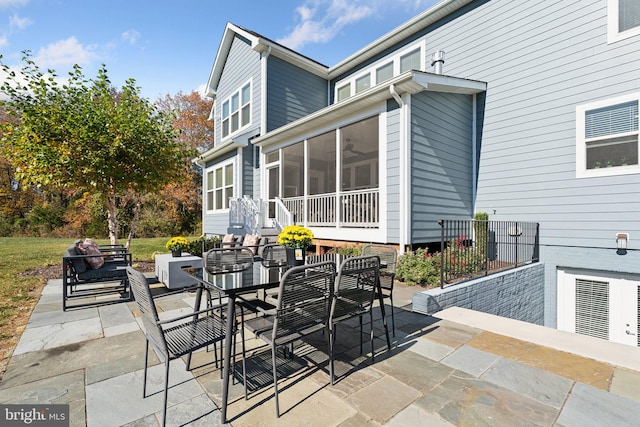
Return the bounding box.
[9,13,32,31]
[121,29,140,45]
[0,36,8,48]
[34,36,97,67]
[0,0,29,7]
[277,0,373,50]
[277,0,440,51]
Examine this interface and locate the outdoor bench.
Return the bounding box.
[62,240,132,310]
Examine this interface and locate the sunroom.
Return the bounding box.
[253,70,487,245]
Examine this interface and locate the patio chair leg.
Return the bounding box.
[359,315,363,355]
[389,295,395,337]
[272,345,280,418]
[370,310,375,363]
[329,325,335,385]
[143,341,150,398]
[162,360,170,427]
[241,316,248,400]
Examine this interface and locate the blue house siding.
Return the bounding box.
[410,91,474,244]
[417,0,640,249]
[386,99,401,243]
[407,0,640,327]
[266,56,327,132]
[215,34,261,144]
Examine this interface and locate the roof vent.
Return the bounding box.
[431,50,445,74]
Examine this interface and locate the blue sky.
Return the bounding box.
[1,0,440,100]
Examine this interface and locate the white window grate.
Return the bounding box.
[575,279,609,340]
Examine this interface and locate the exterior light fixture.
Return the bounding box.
[616,232,629,255]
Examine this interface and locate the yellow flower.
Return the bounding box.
[166,236,189,251]
[277,225,313,249]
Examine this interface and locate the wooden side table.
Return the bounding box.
[155,253,203,289]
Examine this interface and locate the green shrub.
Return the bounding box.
[327,244,363,257]
[396,248,440,287]
[184,235,221,257]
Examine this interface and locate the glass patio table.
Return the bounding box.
[182,253,390,422]
[183,261,286,422]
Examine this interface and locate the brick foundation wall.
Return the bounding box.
[412,263,545,325]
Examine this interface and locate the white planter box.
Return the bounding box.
[155,253,203,289]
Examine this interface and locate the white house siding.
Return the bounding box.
[266,56,327,132]
[410,91,474,244]
[415,0,640,326]
[386,99,402,243]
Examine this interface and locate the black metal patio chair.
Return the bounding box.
[126,266,238,427]
[361,243,398,336]
[329,255,390,384]
[243,261,337,417]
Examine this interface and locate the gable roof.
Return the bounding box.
[206,22,329,98]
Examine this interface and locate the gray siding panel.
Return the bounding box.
[216,35,261,144]
[386,99,401,242]
[410,91,474,243]
[420,0,640,250]
[266,56,327,132]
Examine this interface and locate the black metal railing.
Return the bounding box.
[438,219,539,288]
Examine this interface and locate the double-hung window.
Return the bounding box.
[206,161,234,211]
[608,0,640,42]
[221,81,251,139]
[576,94,639,177]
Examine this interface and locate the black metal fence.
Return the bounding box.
[438,219,539,288]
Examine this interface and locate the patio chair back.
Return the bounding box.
[271,261,336,345]
[261,244,288,268]
[362,244,397,290]
[361,243,398,336]
[331,255,380,321]
[127,266,169,361]
[205,246,254,274]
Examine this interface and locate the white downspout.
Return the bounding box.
[472,94,477,212]
[390,84,408,254]
[259,46,272,221]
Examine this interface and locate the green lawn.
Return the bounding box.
[0,237,171,346]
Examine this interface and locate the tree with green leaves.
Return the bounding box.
[0,52,192,246]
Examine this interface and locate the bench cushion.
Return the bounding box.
[64,244,87,274]
[77,238,105,269]
[77,262,128,281]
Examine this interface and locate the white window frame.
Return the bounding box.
[333,41,425,103]
[220,79,252,141]
[205,159,235,212]
[576,92,640,178]
[608,0,640,43]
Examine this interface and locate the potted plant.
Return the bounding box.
[166,236,190,257]
[277,225,314,266]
